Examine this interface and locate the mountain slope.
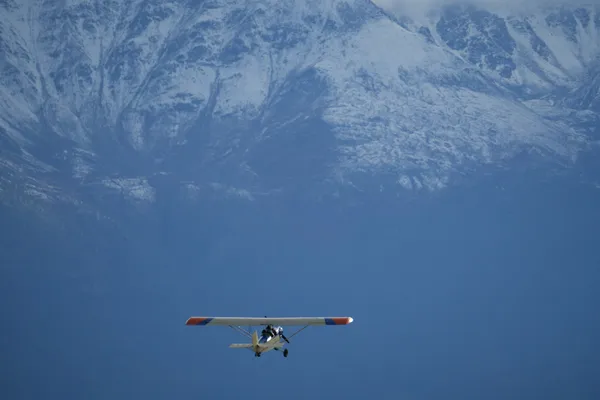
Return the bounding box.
[0,0,598,210]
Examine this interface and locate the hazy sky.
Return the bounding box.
[374,0,600,7]
[373,0,600,16]
[4,171,600,400]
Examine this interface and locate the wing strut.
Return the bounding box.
[229,325,253,339]
[287,325,310,340]
[228,324,309,341]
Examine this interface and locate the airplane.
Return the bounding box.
[185,316,354,358]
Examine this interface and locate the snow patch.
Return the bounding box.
[209,182,255,200]
[214,56,271,118]
[102,177,156,203]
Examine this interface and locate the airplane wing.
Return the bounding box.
[185,316,353,326]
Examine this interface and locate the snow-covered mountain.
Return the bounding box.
[1,0,599,210]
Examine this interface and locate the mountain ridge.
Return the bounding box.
[1,0,598,214]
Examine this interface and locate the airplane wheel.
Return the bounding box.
[283,349,289,358]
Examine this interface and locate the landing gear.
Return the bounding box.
[255,352,261,357]
[283,349,289,358]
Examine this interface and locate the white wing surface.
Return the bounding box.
[185,317,353,326]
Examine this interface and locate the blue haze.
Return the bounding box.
[2,163,600,400]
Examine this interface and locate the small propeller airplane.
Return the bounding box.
[185,316,354,358]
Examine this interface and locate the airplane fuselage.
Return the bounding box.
[255,332,284,355]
